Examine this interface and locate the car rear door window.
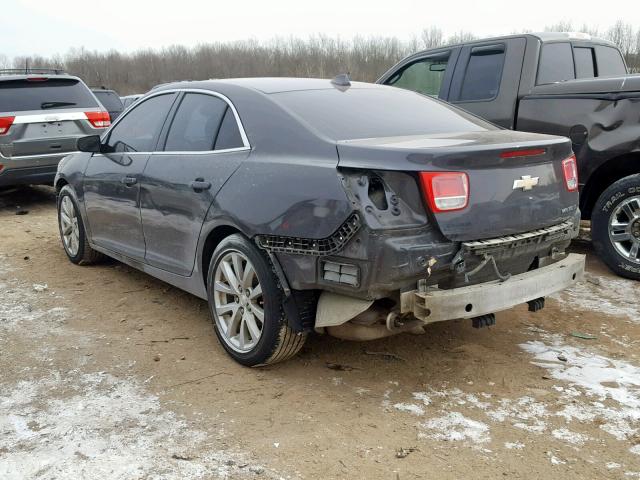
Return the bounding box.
[574,47,596,78]
[537,43,575,84]
[0,78,99,112]
[595,45,627,76]
[104,93,175,153]
[458,45,505,101]
[214,108,244,150]
[385,54,450,97]
[164,93,228,152]
[94,91,123,111]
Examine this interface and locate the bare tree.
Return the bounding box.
[421,27,444,49]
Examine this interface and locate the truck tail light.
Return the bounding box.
[562,154,579,192]
[0,116,15,135]
[419,172,469,213]
[84,111,111,128]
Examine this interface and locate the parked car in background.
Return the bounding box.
[55,77,584,366]
[378,32,640,280]
[121,94,142,109]
[0,69,110,188]
[92,88,124,121]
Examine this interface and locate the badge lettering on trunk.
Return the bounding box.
[513,175,540,191]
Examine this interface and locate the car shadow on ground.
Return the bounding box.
[0,185,56,213]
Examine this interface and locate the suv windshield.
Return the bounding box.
[0,78,99,112]
[272,87,493,141]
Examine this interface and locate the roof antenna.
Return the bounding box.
[331,73,351,88]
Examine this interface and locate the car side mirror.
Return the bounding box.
[77,135,102,153]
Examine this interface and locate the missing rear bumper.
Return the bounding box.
[401,253,585,324]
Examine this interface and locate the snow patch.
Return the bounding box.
[419,412,490,444]
[504,441,525,450]
[393,403,424,416]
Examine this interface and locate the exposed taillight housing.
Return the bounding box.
[419,172,470,213]
[0,116,15,135]
[562,154,579,192]
[84,111,111,128]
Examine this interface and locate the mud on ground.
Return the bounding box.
[1,186,639,479]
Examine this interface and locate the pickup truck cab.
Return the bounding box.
[378,32,640,280]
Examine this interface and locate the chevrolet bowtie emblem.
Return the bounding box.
[513,175,540,191]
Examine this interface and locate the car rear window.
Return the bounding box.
[271,87,493,141]
[0,78,99,113]
[93,91,123,111]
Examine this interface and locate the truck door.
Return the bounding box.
[448,38,526,129]
[380,47,460,100]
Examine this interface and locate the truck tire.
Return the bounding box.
[206,234,307,366]
[57,185,105,265]
[592,174,640,280]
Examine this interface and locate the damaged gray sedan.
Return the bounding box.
[54,77,585,366]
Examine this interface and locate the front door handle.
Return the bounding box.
[190,179,212,192]
[121,176,137,186]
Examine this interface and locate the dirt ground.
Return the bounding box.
[1,186,640,480]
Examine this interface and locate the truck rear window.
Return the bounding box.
[537,43,575,85]
[0,78,99,113]
[595,46,627,76]
[272,87,494,141]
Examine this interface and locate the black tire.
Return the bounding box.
[206,234,306,366]
[592,174,640,280]
[57,185,105,265]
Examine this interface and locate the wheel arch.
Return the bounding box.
[200,224,244,286]
[581,152,640,219]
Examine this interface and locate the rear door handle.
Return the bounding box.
[190,179,212,192]
[121,176,137,186]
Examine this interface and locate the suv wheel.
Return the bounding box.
[207,234,307,366]
[57,185,104,265]
[592,174,640,280]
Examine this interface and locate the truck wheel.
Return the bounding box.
[57,185,105,265]
[592,174,640,280]
[206,234,307,366]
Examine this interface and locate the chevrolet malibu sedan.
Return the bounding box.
[55,77,585,366]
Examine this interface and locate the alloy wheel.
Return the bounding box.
[212,251,265,353]
[59,196,80,257]
[608,195,640,264]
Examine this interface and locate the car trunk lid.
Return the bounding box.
[337,130,578,241]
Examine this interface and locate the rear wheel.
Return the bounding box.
[592,174,640,280]
[57,185,104,265]
[207,234,306,366]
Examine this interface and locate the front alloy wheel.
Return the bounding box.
[57,185,104,265]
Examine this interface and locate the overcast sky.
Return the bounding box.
[4,0,639,58]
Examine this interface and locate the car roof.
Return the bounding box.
[155,77,386,95]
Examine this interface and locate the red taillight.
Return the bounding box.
[562,154,579,192]
[499,148,546,159]
[26,77,49,82]
[419,172,470,213]
[84,111,111,128]
[0,116,15,135]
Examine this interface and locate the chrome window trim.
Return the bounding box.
[102,88,251,155]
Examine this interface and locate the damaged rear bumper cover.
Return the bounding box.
[400,253,585,324]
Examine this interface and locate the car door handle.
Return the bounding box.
[121,176,137,186]
[190,179,212,192]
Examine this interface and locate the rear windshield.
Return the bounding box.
[93,91,123,111]
[272,87,494,141]
[0,78,99,113]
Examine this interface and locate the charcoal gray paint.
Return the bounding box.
[55,78,580,305]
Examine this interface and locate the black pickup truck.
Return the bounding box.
[378,32,640,280]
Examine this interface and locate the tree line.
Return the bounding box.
[1,21,638,95]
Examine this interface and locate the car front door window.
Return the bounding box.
[386,54,450,97]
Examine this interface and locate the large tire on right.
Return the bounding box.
[57,185,105,265]
[592,174,640,280]
[206,233,307,366]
